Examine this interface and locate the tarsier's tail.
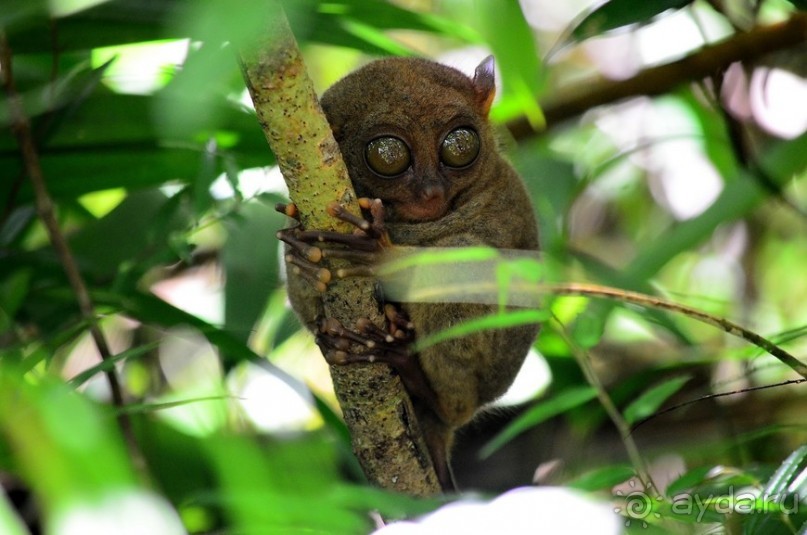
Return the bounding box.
[417,407,458,492]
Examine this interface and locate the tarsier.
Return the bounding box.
[278,56,539,490]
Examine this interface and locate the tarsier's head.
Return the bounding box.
[320,56,497,223]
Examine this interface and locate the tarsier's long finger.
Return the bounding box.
[293,230,379,251]
[327,201,371,232]
[385,304,415,331]
[361,198,389,241]
[319,317,379,349]
[286,255,330,293]
[334,265,375,279]
[355,317,396,344]
[276,229,323,263]
[323,349,386,366]
[320,248,377,265]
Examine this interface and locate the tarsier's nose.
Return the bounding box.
[420,183,445,203]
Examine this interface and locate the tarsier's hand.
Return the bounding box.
[276,197,389,292]
[277,198,440,415]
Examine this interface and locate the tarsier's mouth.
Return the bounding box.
[393,196,450,222]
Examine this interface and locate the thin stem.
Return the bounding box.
[551,315,658,495]
[542,283,807,379]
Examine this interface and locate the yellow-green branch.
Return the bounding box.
[237,2,441,495]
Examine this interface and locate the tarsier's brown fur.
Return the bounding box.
[286,57,540,489]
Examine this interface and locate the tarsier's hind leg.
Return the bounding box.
[315,312,457,491]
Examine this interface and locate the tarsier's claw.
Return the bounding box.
[356,317,396,344]
[277,230,324,263]
[385,304,415,331]
[320,317,375,348]
[335,266,375,279]
[327,201,372,232]
[275,202,299,219]
[286,256,330,292]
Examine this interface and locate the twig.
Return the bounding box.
[633,378,807,431]
[508,12,807,137]
[0,31,144,470]
[542,282,807,379]
[551,315,657,495]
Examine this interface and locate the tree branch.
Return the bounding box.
[237,3,441,495]
[508,12,807,138]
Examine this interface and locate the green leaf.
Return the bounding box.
[569,308,608,349]
[623,375,691,425]
[1,149,194,206]
[7,1,173,54]
[665,465,713,496]
[467,0,545,125]
[480,386,597,458]
[0,0,47,31]
[0,364,138,511]
[413,309,549,352]
[68,341,160,387]
[300,0,480,55]
[68,190,191,279]
[569,0,694,42]
[0,269,31,334]
[743,446,807,534]
[0,57,109,129]
[120,396,236,415]
[204,434,368,534]
[762,446,807,497]
[568,464,636,491]
[0,492,29,535]
[222,197,285,345]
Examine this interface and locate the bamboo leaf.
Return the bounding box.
[569,0,694,42]
[623,375,691,425]
[480,387,597,458]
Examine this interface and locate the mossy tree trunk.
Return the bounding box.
[237,2,441,496]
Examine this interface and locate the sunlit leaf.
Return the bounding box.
[204,434,367,533]
[468,0,545,125]
[0,364,137,509]
[0,492,28,535]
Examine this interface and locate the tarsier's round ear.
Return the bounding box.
[472,55,496,116]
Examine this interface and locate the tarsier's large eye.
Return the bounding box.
[440,127,480,168]
[366,136,411,176]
